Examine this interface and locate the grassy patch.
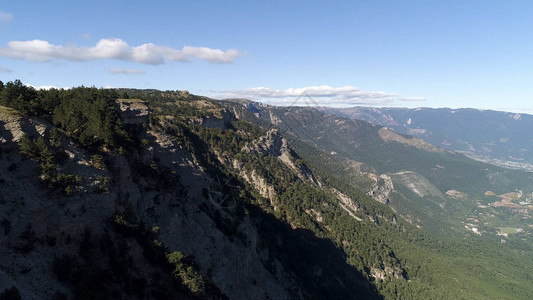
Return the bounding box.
[0,105,15,115]
[497,227,519,234]
[116,98,145,104]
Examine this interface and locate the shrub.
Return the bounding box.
[167,251,206,295]
[90,154,105,170]
[18,135,53,162]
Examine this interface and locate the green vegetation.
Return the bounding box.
[167,251,206,294]
[17,134,80,195]
[0,105,15,115]
[0,79,131,149]
[146,97,533,299]
[111,210,220,298]
[2,79,134,195]
[49,211,223,299]
[90,154,105,170]
[18,135,53,162]
[3,80,533,299]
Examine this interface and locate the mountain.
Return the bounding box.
[1,80,533,299]
[320,107,533,171]
[247,104,533,237]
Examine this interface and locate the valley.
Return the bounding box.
[321,107,533,171]
[2,2,533,299]
[1,81,533,299]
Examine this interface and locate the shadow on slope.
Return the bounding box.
[248,205,382,300]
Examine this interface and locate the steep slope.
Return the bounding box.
[0,84,379,299]
[1,82,533,299]
[242,103,533,239]
[147,96,533,300]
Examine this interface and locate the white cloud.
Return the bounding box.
[109,68,146,75]
[0,65,11,73]
[182,46,242,63]
[399,97,426,102]
[0,10,13,23]
[0,38,243,64]
[24,84,70,90]
[80,33,91,40]
[216,85,424,107]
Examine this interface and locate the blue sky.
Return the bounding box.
[1,1,533,113]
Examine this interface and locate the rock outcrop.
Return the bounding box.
[243,129,320,186]
[115,99,150,125]
[0,110,298,299]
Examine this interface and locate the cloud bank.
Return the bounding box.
[109,68,146,75]
[217,86,425,106]
[0,38,242,64]
[0,10,12,22]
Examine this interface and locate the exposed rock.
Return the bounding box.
[243,129,285,157]
[241,169,277,203]
[305,208,323,223]
[391,171,444,200]
[0,114,51,143]
[243,129,320,185]
[0,111,299,299]
[366,174,394,205]
[269,110,282,125]
[370,266,403,281]
[198,109,235,129]
[115,99,149,124]
[333,188,363,221]
[446,189,468,200]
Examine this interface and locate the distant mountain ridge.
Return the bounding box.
[243,102,533,236]
[320,107,533,171]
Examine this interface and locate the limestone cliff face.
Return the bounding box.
[0,113,117,298]
[115,99,150,125]
[366,173,394,205]
[128,128,295,300]
[199,109,235,130]
[1,95,389,299]
[0,111,298,299]
[243,129,320,186]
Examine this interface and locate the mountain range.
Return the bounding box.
[321,107,533,171]
[1,80,532,299]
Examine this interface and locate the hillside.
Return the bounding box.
[246,104,533,238]
[321,107,533,171]
[1,80,533,299]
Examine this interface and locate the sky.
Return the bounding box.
[1,1,533,113]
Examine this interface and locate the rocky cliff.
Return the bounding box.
[0,99,378,299]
